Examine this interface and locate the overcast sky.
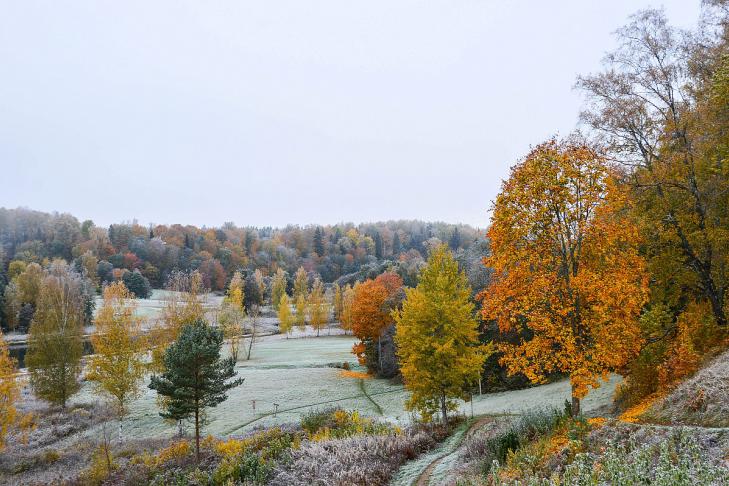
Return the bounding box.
[0,1,703,229]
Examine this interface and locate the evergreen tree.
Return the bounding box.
[149,320,243,461]
[394,245,490,422]
[449,227,461,250]
[122,269,151,299]
[374,232,383,259]
[313,227,325,257]
[392,232,401,256]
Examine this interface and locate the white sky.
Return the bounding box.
[0,1,703,229]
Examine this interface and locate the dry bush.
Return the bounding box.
[270,423,451,486]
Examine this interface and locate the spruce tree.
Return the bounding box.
[394,245,490,423]
[313,227,325,257]
[149,320,243,461]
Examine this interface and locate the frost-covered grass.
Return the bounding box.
[390,418,473,486]
[487,427,729,485]
[271,421,453,486]
[645,349,729,427]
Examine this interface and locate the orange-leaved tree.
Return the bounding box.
[351,272,403,372]
[480,138,649,415]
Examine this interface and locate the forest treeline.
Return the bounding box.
[0,208,487,331]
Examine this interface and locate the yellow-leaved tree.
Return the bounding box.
[307,278,328,336]
[277,293,294,338]
[219,271,245,362]
[151,270,206,372]
[88,282,147,417]
[394,245,490,423]
[295,294,307,332]
[0,331,19,450]
[480,138,649,415]
[340,284,355,334]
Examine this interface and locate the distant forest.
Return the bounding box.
[0,207,489,295]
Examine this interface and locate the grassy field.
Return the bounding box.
[57,332,619,441]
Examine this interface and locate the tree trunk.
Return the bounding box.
[570,383,580,416]
[440,392,448,424]
[194,407,200,463]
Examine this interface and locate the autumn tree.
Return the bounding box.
[87,282,146,417]
[293,267,308,301]
[277,293,294,338]
[219,271,245,362]
[307,278,328,336]
[295,294,307,332]
[577,8,729,328]
[331,282,343,320]
[270,268,288,312]
[340,284,355,334]
[481,139,649,415]
[78,251,99,289]
[0,331,19,450]
[3,262,43,332]
[152,270,206,373]
[149,320,243,461]
[395,245,489,422]
[351,273,403,374]
[27,262,88,407]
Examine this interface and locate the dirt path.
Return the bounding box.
[413,416,495,486]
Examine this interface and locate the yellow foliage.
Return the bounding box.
[277,293,294,337]
[339,370,371,379]
[394,245,490,422]
[620,394,661,423]
[216,438,246,457]
[155,440,192,465]
[88,282,146,417]
[0,331,19,450]
[587,417,606,428]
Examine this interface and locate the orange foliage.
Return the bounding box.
[480,139,649,405]
[339,370,371,379]
[656,302,721,391]
[351,274,401,340]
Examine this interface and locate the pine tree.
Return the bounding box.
[87,282,146,417]
[0,331,19,451]
[277,293,294,338]
[149,320,243,461]
[374,232,383,259]
[394,245,490,423]
[449,227,461,250]
[313,227,325,257]
[392,232,401,256]
[27,263,86,408]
